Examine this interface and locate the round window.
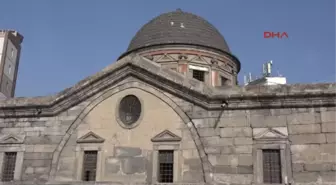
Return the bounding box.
[118,95,142,126]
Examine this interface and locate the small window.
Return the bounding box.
[221,76,229,86]
[192,70,205,82]
[2,152,17,182]
[11,48,14,58]
[171,68,177,71]
[263,149,282,184]
[8,64,11,75]
[82,151,97,181]
[158,150,174,183]
[6,82,9,92]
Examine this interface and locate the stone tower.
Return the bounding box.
[119,9,241,86]
[0,30,23,98]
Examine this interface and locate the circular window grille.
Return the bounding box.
[119,95,142,126]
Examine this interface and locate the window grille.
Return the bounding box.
[119,95,141,125]
[192,70,205,82]
[263,149,282,184]
[82,151,97,181]
[2,152,17,182]
[158,150,174,183]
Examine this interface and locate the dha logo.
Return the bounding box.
[264,32,288,39]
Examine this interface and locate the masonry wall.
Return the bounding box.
[188,107,336,185]
[0,82,206,185]
[0,80,334,185]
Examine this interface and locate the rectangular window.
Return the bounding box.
[82,151,97,181]
[11,48,14,58]
[263,149,282,184]
[192,70,205,82]
[221,76,229,86]
[8,64,11,75]
[158,150,174,183]
[2,152,17,182]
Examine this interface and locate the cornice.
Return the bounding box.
[0,54,334,118]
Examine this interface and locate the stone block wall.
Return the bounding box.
[184,107,336,185]
[0,78,334,185]
[0,105,334,185]
[0,100,90,183]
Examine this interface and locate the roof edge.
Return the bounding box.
[118,43,241,73]
[0,55,333,117]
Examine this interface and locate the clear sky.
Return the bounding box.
[0,0,335,97]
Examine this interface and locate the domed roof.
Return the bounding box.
[119,9,231,58]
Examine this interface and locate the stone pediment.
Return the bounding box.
[77,131,105,143]
[254,128,287,140]
[0,134,24,144]
[151,130,181,142]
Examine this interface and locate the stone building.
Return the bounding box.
[0,9,335,185]
[0,30,23,99]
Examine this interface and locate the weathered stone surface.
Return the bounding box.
[219,127,252,137]
[217,117,249,128]
[15,122,32,127]
[293,172,319,183]
[321,172,336,182]
[234,145,252,154]
[24,167,34,174]
[192,118,215,128]
[233,137,252,145]
[290,134,326,144]
[105,157,121,174]
[287,112,316,125]
[251,115,286,127]
[28,144,57,152]
[326,133,336,143]
[24,152,53,160]
[184,158,202,169]
[321,111,336,123]
[322,123,336,133]
[115,147,142,157]
[35,167,50,174]
[24,136,62,144]
[121,157,145,174]
[213,165,253,174]
[213,154,252,166]
[23,159,51,167]
[201,136,233,146]
[182,171,204,182]
[204,147,221,154]
[26,131,40,136]
[197,128,219,137]
[288,124,321,134]
[213,174,252,184]
[292,163,304,172]
[291,144,335,163]
[304,163,333,172]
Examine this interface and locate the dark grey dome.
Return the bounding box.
[119,9,231,58]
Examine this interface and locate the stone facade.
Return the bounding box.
[0,55,334,185]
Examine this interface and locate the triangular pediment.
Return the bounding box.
[191,55,207,63]
[77,131,105,143]
[254,128,287,140]
[151,130,181,142]
[157,54,175,62]
[0,134,24,144]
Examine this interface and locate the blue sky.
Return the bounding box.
[0,0,335,97]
